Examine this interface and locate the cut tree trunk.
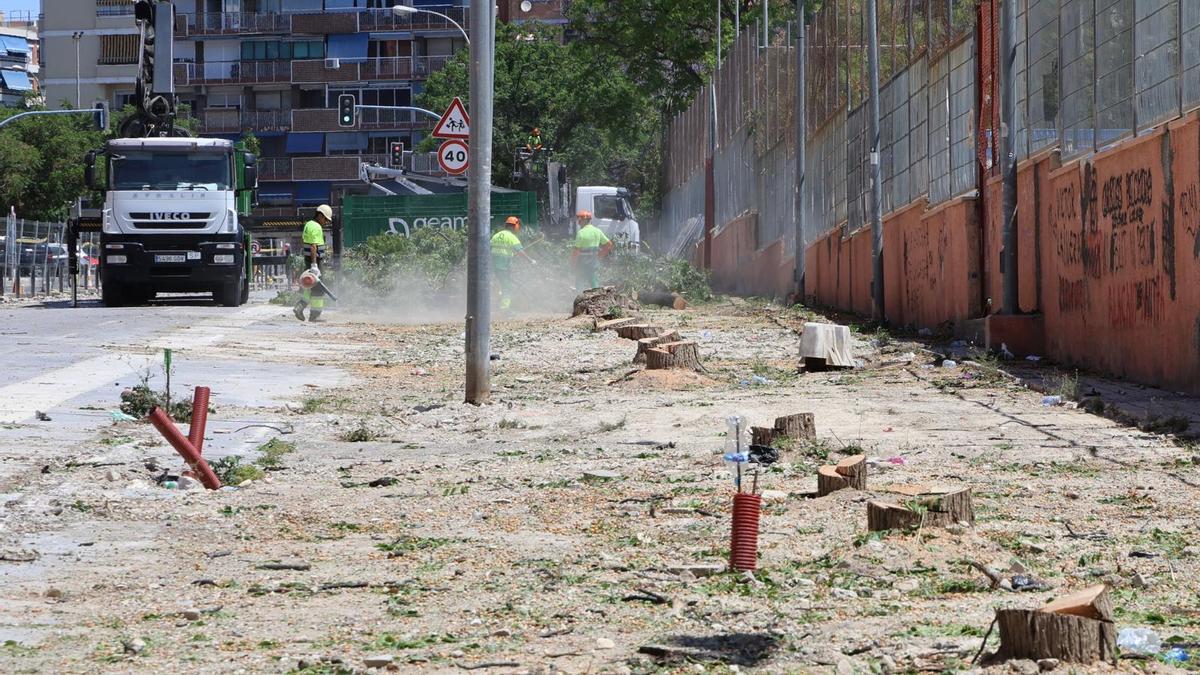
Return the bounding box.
[644,341,703,371]
[595,317,638,332]
[616,324,662,341]
[750,426,776,446]
[989,584,1116,664]
[572,286,637,318]
[773,413,815,441]
[637,290,688,310]
[816,465,849,496]
[816,455,867,496]
[867,486,974,531]
[633,331,681,364]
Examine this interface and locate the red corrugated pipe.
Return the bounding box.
[187,386,210,455]
[148,406,221,490]
[729,492,762,572]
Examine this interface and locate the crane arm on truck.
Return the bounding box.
[120,0,186,138]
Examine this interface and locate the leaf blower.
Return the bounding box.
[298,265,338,301]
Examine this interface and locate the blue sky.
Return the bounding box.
[2,1,40,15]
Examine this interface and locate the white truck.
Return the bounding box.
[85,137,257,306]
[546,162,641,248]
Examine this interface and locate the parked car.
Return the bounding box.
[18,243,69,275]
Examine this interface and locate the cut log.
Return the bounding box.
[867,486,974,531]
[572,286,638,318]
[773,413,815,441]
[616,324,662,341]
[834,454,867,490]
[633,331,681,364]
[595,317,638,332]
[637,290,688,310]
[1038,584,1113,621]
[644,341,703,372]
[816,465,850,496]
[993,608,1115,664]
[750,426,776,447]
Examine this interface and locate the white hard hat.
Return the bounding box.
[316,204,333,220]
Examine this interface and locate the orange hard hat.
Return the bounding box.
[576,210,592,220]
[505,215,520,231]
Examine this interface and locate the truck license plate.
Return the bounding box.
[155,254,186,263]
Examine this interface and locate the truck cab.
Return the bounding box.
[86,137,257,306]
[574,186,640,249]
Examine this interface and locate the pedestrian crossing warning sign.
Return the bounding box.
[432,97,470,139]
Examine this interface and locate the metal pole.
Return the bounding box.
[74,32,81,109]
[794,15,806,294]
[866,0,884,321]
[735,0,739,35]
[763,0,769,47]
[464,0,495,404]
[716,0,722,68]
[704,84,716,270]
[1000,0,1018,313]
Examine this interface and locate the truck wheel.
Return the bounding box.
[218,278,242,307]
[101,281,126,307]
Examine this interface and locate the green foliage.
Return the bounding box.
[0,104,105,220]
[418,23,662,206]
[343,227,466,299]
[606,250,713,301]
[119,385,194,423]
[210,455,264,485]
[254,438,295,469]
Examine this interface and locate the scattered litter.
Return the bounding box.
[109,411,137,422]
[1117,628,1161,656]
[1163,647,1190,663]
[1010,574,1051,592]
[700,330,712,340]
[749,375,770,386]
[885,456,907,465]
[999,342,1015,359]
[917,327,933,336]
[413,403,444,413]
[256,560,312,571]
[411,368,428,376]
[34,410,50,421]
[883,426,894,432]
[1025,355,1042,362]
[1041,396,1063,407]
[941,360,958,368]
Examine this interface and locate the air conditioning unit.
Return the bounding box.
[325,57,340,69]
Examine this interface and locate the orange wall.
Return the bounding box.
[701,115,1200,392]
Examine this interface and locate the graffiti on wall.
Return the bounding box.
[1181,181,1200,259]
[1108,275,1165,328]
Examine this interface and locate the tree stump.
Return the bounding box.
[633,331,680,364]
[572,286,637,318]
[773,413,816,442]
[636,290,688,309]
[867,486,974,531]
[594,317,638,332]
[816,454,867,496]
[991,586,1116,664]
[644,341,703,371]
[616,324,662,341]
[750,426,776,446]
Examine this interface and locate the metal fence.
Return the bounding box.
[658,0,1200,266]
[1,216,99,299]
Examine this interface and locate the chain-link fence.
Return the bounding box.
[1,215,99,299]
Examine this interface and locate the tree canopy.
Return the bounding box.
[417,22,662,207]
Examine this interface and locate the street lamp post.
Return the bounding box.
[73,31,84,108]
[391,5,469,45]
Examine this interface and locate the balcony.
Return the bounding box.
[198,108,291,134]
[257,155,385,182]
[289,7,469,35]
[291,56,449,84]
[291,107,430,133]
[175,60,291,86]
[177,12,291,37]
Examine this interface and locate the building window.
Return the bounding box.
[99,35,139,65]
[241,40,324,61]
[367,135,409,155]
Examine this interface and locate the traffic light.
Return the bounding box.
[390,141,404,168]
[338,94,356,128]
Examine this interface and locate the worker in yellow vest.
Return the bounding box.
[491,216,536,310]
[572,210,612,290]
[294,204,332,322]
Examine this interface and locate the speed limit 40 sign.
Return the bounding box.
[438,139,469,175]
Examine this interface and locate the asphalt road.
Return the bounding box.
[0,292,351,492]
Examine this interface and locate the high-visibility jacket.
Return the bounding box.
[302,220,324,246]
[490,229,522,269]
[574,224,609,258]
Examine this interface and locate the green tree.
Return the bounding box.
[418,23,662,207]
[0,105,105,221]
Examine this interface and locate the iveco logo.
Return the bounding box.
[151,212,191,220]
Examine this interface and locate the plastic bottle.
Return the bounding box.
[1041,395,1063,407]
[941,359,957,368]
[1163,647,1189,663]
[1117,627,1162,656]
[724,415,750,489]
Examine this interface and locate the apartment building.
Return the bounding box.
[0,11,39,107]
[42,0,475,222]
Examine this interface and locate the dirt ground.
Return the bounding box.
[2,298,1199,674]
